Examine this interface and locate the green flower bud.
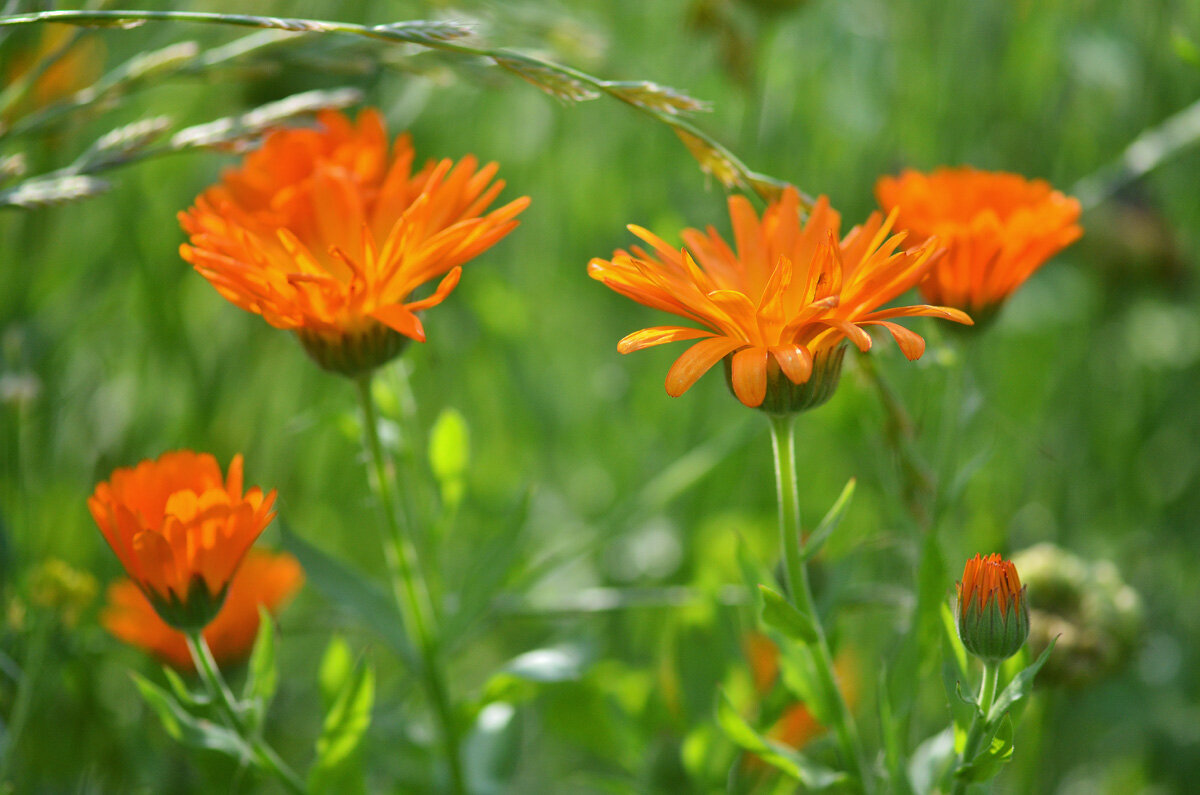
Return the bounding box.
[955,553,1031,663]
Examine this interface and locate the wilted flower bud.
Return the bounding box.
[955,553,1030,663]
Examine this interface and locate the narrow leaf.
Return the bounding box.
[132,673,250,759]
[759,585,818,645]
[987,638,1057,723]
[955,715,1014,782]
[313,660,375,772]
[243,605,278,716]
[801,478,856,561]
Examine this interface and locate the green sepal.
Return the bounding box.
[145,575,228,632]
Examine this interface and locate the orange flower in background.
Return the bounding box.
[876,167,1082,321]
[743,631,858,755]
[179,108,530,375]
[88,451,276,630]
[589,187,972,411]
[103,548,303,670]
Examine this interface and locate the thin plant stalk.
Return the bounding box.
[353,374,466,795]
[950,661,1001,795]
[768,413,872,793]
[184,631,307,795]
[0,9,799,208]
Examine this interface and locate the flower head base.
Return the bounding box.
[955,553,1031,663]
[102,548,303,671]
[588,187,972,410]
[876,167,1082,323]
[179,109,529,376]
[88,451,276,631]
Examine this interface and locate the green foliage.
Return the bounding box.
[131,673,251,760]
[2,0,1198,790]
[715,690,847,790]
[310,642,375,795]
[758,584,818,645]
[242,605,278,730]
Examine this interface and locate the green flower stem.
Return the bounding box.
[354,374,466,795]
[768,414,872,793]
[184,632,306,795]
[951,661,1001,795]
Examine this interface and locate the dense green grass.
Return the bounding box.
[2,0,1199,791]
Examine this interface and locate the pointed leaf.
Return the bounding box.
[987,638,1057,723]
[242,605,278,728]
[312,659,375,773]
[800,478,856,561]
[955,715,1014,782]
[759,585,818,645]
[162,666,211,710]
[132,673,250,759]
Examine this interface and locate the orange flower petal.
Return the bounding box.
[665,337,743,397]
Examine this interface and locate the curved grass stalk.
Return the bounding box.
[0,8,804,208]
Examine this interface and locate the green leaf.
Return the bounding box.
[279,523,415,668]
[940,603,970,684]
[132,673,250,760]
[715,691,848,790]
[987,638,1057,723]
[311,658,375,782]
[162,666,211,710]
[956,715,1014,783]
[800,478,855,561]
[242,605,278,728]
[758,585,818,645]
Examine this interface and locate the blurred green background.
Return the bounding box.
[2,0,1199,792]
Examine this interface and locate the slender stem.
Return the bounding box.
[856,353,935,531]
[768,414,872,793]
[951,661,1001,795]
[184,632,307,795]
[0,9,802,208]
[354,374,466,795]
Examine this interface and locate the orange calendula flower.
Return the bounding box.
[955,553,1030,663]
[876,167,1082,321]
[179,109,530,375]
[103,548,303,671]
[589,187,972,411]
[88,451,277,630]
